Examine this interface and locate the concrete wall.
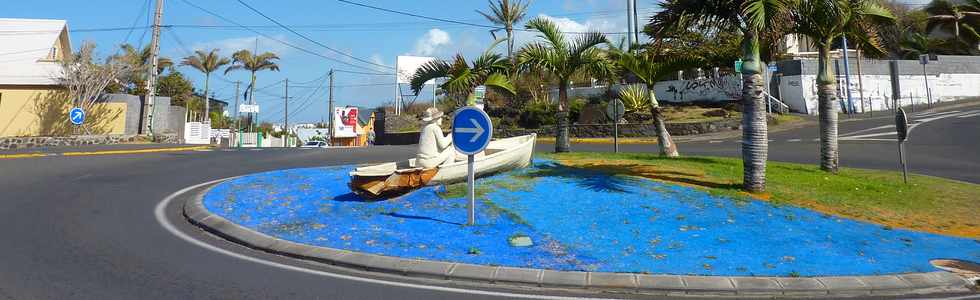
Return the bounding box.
[548,76,742,104]
[776,55,980,114]
[1,87,129,137]
[0,86,54,137]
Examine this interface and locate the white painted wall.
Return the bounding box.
[779,73,980,114]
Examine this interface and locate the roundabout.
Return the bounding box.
[179,158,978,297]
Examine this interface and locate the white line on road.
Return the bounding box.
[788,139,802,142]
[956,112,980,118]
[154,181,616,300]
[708,140,722,143]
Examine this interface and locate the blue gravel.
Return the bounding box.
[203,160,980,276]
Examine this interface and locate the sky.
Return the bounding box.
[4,0,925,124]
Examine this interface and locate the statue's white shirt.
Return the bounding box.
[417,122,452,160]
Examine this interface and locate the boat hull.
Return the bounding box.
[349,134,536,197]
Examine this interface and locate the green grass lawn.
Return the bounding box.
[545,152,980,239]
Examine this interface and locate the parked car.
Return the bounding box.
[301,141,328,148]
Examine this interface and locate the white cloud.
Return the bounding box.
[514,13,636,47]
[190,35,291,56]
[409,28,452,56]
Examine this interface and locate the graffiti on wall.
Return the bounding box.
[658,76,742,103]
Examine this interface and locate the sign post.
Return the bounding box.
[606,99,625,153]
[919,54,933,108]
[69,107,85,126]
[895,108,910,184]
[452,106,493,226]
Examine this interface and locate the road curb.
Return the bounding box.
[182,179,977,298]
[0,145,211,159]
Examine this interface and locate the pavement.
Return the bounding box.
[1,102,979,299]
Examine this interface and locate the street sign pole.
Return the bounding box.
[467,154,475,225]
[920,55,932,108]
[452,106,493,226]
[895,108,910,184]
[607,99,625,153]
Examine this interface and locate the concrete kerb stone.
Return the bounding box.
[181,179,978,297]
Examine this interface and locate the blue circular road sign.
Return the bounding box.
[69,107,85,125]
[452,106,493,155]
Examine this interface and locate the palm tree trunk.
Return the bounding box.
[507,28,515,67]
[555,80,571,153]
[817,45,839,173]
[249,71,257,132]
[648,86,678,157]
[203,73,211,123]
[740,30,768,193]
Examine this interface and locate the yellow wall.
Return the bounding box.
[0,86,128,137]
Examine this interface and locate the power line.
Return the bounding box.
[334,69,391,76]
[234,0,394,70]
[335,0,631,35]
[176,0,386,73]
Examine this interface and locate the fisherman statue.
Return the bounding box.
[416,107,454,168]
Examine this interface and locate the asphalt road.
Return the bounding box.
[1,104,978,299]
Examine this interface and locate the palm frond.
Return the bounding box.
[409,59,451,95]
[525,17,567,52]
[483,72,516,95]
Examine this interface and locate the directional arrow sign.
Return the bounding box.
[452,106,492,155]
[69,107,85,125]
[455,118,485,143]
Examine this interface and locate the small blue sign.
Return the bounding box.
[452,106,493,155]
[768,65,778,72]
[69,107,85,125]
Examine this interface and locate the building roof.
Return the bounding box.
[0,18,70,86]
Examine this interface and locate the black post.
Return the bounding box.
[888,60,900,112]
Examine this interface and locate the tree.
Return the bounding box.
[649,0,790,192]
[46,42,129,135]
[409,39,517,109]
[477,0,531,66]
[116,44,173,95]
[617,50,704,157]
[181,49,231,122]
[791,0,894,173]
[518,17,616,153]
[925,0,980,47]
[225,50,280,129]
[156,71,196,119]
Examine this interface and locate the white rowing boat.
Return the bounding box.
[349,134,536,197]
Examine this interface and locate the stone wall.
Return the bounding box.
[0,133,178,150]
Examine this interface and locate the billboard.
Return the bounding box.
[396,55,438,84]
[333,107,359,138]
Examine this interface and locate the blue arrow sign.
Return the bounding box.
[452,106,493,155]
[69,107,85,125]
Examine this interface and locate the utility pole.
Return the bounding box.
[144,0,164,138]
[234,81,241,148]
[632,0,640,46]
[626,0,633,49]
[283,78,289,147]
[328,70,335,146]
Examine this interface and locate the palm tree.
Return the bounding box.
[224,50,280,130]
[518,17,616,153]
[925,0,980,46]
[648,0,790,192]
[181,49,231,122]
[477,0,531,66]
[791,0,894,173]
[118,44,173,94]
[409,39,516,107]
[617,50,704,157]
